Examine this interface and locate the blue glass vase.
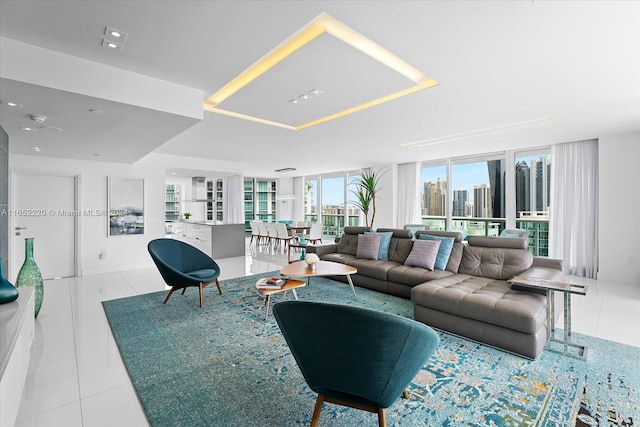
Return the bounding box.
[0,257,19,304]
[15,238,44,317]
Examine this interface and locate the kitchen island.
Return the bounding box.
[171,220,245,259]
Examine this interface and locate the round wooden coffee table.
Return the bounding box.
[279,260,358,299]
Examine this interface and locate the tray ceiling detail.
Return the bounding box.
[203,12,438,131]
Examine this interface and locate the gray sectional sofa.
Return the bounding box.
[309,226,564,358]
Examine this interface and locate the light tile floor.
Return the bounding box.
[14,240,640,427]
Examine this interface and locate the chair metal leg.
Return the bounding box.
[403,389,409,399]
[310,395,324,427]
[199,283,204,308]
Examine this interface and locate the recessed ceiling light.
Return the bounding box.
[288,99,300,104]
[299,94,310,100]
[93,153,101,157]
[102,39,123,51]
[89,109,103,114]
[1,100,23,108]
[308,89,324,96]
[105,26,128,41]
[32,146,41,152]
[20,126,36,132]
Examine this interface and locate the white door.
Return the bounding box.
[11,173,76,280]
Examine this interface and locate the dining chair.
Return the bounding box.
[249,221,260,246]
[306,222,322,244]
[257,222,269,246]
[274,223,293,251]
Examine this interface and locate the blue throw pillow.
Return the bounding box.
[500,230,521,238]
[418,234,455,270]
[365,231,393,260]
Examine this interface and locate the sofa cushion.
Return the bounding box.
[411,274,547,335]
[335,226,372,255]
[458,246,533,280]
[336,234,360,256]
[468,235,528,249]
[445,241,464,273]
[387,265,454,286]
[320,252,355,265]
[388,238,414,264]
[365,231,393,260]
[418,234,455,271]
[415,230,464,242]
[404,239,440,270]
[356,234,381,260]
[347,259,400,281]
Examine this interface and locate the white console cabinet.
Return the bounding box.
[0,287,34,427]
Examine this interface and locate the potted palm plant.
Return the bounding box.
[350,166,388,228]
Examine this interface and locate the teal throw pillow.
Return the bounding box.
[365,231,393,260]
[418,234,455,270]
[500,230,521,238]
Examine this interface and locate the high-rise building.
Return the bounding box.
[452,187,468,217]
[487,160,505,218]
[473,184,492,218]
[423,178,447,216]
[465,201,474,217]
[515,160,531,217]
[531,157,550,212]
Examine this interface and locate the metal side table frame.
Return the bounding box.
[509,276,589,360]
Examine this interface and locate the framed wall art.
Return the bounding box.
[108,177,144,236]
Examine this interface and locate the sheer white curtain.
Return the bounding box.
[396,162,421,228]
[550,139,599,277]
[223,175,244,224]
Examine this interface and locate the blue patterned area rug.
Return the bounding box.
[102,272,639,426]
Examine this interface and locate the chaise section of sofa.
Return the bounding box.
[411,236,564,358]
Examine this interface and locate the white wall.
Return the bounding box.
[9,153,247,276]
[598,131,640,285]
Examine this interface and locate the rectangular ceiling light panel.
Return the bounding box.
[203,12,438,131]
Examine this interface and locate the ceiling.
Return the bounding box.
[1,1,639,178]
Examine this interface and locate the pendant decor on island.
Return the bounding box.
[0,257,19,304]
[15,238,44,317]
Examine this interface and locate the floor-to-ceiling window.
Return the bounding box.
[420,149,549,256]
[420,164,447,230]
[321,174,345,238]
[450,156,506,237]
[304,171,361,237]
[515,150,551,256]
[304,177,318,223]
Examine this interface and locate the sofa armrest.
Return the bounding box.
[307,244,338,256]
[532,257,563,272]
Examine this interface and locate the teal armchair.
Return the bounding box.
[148,238,222,307]
[273,301,439,427]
